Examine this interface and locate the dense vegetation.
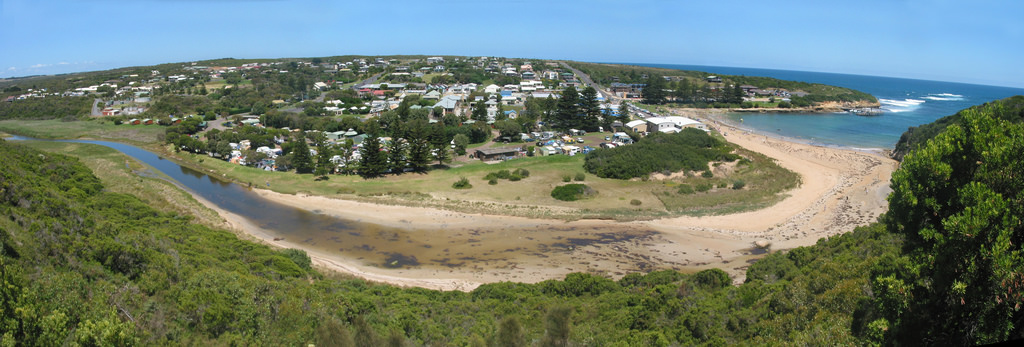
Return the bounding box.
[0,96,92,120]
[891,95,1024,160]
[583,129,738,179]
[873,104,1024,344]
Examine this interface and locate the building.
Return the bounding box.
[645,116,706,133]
[474,147,519,161]
[625,119,648,133]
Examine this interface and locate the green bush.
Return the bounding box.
[574,173,586,181]
[732,180,746,190]
[551,184,595,201]
[677,184,694,195]
[488,179,498,185]
[452,177,472,189]
[584,129,739,179]
[696,183,713,192]
[701,170,713,178]
[562,174,572,182]
[630,199,642,206]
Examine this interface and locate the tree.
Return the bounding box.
[618,102,630,121]
[496,316,524,347]
[472,99,488,122]
[291,134,314,174]
[358,135,386,179]
[452,134,469,156]
[311,132,333,179]
[540,305,572,347]
[642,75,666,105]
[730,83,744,104]
[495,120,522,140]
[875,106,1024,345]
[579,86,602,131]
[407,120,432,173]
[552,86,580,132]
[386,138,406,174]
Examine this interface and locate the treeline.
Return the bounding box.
[0,96,92,120]
[891,95,1024,160]
[583,129,739,179]
[569,61,876,106]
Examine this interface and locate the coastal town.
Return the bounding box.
[5,55,869,178]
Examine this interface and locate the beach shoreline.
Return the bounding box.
[196,109,898,291]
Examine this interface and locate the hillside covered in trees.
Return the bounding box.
[2,97,1023,345]
[891,95,1024,160]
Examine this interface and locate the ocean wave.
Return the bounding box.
[922,93,965,101]
[879,98,926,112]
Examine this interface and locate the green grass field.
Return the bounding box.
[0,119,165,145]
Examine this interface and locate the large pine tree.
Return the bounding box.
[579,86,602,132]
[641,75,666,105]
[291,134,314,174]
[358,135,386,179]
[552,86,580,132]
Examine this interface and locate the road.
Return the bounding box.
[559,61,620,102]
[90,98,102,117]
[351,72,384,90]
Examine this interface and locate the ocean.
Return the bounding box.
[626,63,1024,150]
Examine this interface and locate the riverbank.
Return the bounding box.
[206,109,896,290]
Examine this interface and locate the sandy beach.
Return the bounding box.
[203,109,897,291]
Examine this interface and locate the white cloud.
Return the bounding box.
[6,67,15,71]
[29,63,49,68]
[58,62,70,65]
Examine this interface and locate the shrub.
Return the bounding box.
[562,174,572,182]
[551,184,595,201]
[732,180,746,190]
[488,179,498,185]
[696,183,713,192]
[701,170,713,178]
[630,199,642,206]
[677,184,694,195]
[452,177,472,189]
[717,182,728,188]
[574,173,585,181]
[513,168,530,177]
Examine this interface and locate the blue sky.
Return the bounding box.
[1,0,1022,88]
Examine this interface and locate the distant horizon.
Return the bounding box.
[3,55,1024,92]
[2,1,1021,89]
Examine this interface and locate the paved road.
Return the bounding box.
[90,98,102,117]
[559,61,620,102]
[351,72,384,90]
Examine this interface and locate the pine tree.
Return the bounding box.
[291,134,314,174]
[358,135,386,179]
[386,138,406,174]
[553,85,580,132]
[579,86,602,131]
[642,75,666,105]
[311,132,333,179]
[472,99,488,122]
[429,122,450,166]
